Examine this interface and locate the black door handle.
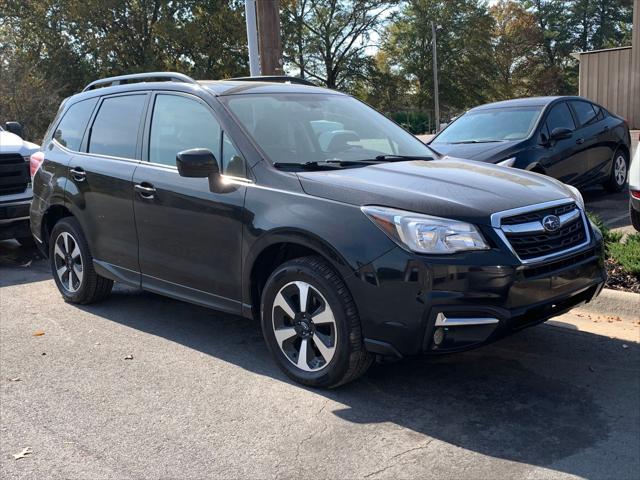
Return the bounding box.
[70,167,86,182]
[134,183,156,199]
[576,138,585,145]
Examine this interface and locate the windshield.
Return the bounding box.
[222,93,434,165]
[432,106,543,144]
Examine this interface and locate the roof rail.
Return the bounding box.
[227,75,315,87]
[82,72,197,92]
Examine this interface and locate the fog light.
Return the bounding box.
[433,327,445,346]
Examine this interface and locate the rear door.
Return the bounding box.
[68,92,148,281]
[133,92,248,313]
[569,100,615,182]
[539,101,586,185]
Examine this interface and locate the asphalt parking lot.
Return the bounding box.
[1,242,639,479]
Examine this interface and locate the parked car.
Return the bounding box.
[429,96,632,192]
[630,134,640,231]
[31,73,606,387]
[1,122,40,244]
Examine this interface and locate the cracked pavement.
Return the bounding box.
[1,244,639,479]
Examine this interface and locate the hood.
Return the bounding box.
[429,141,515,162]
[0,131,40,156]
[297,158,573,225]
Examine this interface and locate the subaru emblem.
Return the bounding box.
[542,215,561,232]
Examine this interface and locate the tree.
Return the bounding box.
[281,0,396,89]
[0,0,248,140]
[490,0,541,99]
[382,0,496,113]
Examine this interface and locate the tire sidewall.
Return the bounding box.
[49,218,90,303]
[261,261,353,387]
[611,150,629,190]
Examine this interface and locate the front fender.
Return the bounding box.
[241,184,396,310]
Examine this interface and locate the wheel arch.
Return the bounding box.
[40,203,74,256]
[243,230,353,321]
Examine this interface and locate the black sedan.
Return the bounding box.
[429,96,632,192]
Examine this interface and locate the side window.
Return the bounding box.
[53,98,98,151]
[149,94,221,167]
[89,95,146,159]
[545,103,576,133]
[222,133,246,177]
[593,104,605,121]
[571,101,598,127]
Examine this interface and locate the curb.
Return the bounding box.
[578,288,639,319]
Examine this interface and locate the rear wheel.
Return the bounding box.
[604,150,628,192]
[261,256,373,388]
[49,217,113,304]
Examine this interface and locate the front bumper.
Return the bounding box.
[0,190,32,240]
[347,232,606,357]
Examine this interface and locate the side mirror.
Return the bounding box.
[176,148,219,178]
[5,121,24,139]
[550,127,572,141]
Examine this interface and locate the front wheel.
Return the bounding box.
[604,150,629,192]
[49,217,113,304]
[261,256,373,388]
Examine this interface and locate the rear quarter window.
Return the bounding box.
[52,98,98,151]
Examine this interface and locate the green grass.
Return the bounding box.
[607,233,640,275]
[588,212,640,275]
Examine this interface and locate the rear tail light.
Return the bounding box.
[30,151,45,178]
[631,190,640,200]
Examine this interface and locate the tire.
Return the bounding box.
[631,200,640,232]
[604,149,629,192]
[49,217,113,304]
[261,256,373,388]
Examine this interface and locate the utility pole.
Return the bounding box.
[245,0,260,76]
[256,0,283,75]
[431,21,440,133]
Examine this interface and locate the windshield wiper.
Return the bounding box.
[449,140,502,144]
[374,154,434,161]
[273,160,374,171]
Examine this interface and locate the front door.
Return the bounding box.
[539,101,588,186]
[133,92,247,314]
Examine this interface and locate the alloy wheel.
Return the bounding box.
[271,281,337,372]
[614,155,627,186]
[53,231,84,293]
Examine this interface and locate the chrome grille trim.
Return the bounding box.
[491,198,591,265]
[501,208,581,234]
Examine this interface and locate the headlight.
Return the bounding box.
[497,157,516,167]
[566,184,585,210]
[361,206,489,254]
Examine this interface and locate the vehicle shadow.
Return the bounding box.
[0,240,50,286]
[582,186,630,229]
[76,284,638,479]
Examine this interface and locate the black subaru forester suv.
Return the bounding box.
[31,72,606,387]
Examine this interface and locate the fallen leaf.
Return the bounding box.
[13,447,32,460]
[124,355,133,360]
[588,365,595,372]
[9,377,21,382]
[41,352,46,356]
[622,344,629,349]
[32,330,45,337]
